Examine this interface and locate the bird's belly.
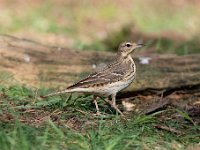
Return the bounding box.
[73,75,135,96]
[94,77,135,96]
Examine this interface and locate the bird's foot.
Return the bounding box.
[92,111,108,118]
[106,100,124,117]
[96,111,101,116]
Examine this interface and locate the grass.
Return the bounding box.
[0,85,199,150]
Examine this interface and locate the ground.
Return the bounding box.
[0,35,200,150]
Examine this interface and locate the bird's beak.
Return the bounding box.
[136,43,145,48]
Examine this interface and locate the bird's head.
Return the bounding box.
[117,42,143,58]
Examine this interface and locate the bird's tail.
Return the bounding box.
[41,89,73,98]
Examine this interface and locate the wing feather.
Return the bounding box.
[67,61,128,89]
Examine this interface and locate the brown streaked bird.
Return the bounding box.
[43,42,143,116]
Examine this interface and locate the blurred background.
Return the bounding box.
[1,0,200,55]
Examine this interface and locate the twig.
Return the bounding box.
[145,92,170,115]
[75,109,89,115]
[154,124,184,135]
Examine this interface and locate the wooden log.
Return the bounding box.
[0,34,200,92]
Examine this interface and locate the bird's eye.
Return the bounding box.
[126,43,131,47]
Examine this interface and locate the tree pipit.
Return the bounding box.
[43,42,143,116]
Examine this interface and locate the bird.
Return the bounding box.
[42,42,144,116]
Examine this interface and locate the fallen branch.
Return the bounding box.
[154,124,184,135]
[145,92,170,115]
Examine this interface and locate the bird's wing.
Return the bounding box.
[67,62,127,89]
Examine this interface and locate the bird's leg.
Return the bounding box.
[111,94,116,106]
[108,94,124,116]
[93,95,100,115]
